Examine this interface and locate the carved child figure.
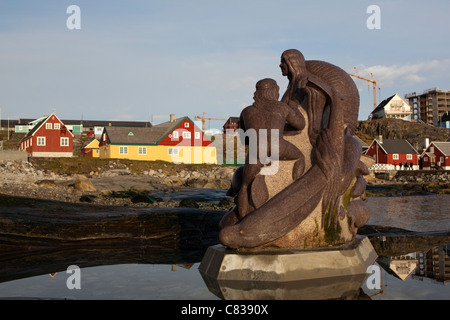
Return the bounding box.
[236,78,306,218]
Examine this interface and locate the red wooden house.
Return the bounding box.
[19,113,74,157]
[365,136,419,170]
[420,141,450,170]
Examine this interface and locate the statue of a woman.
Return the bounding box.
[279,49,370,232]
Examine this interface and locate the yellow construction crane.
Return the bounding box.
[347,67,380,111]
[194,112,227,132]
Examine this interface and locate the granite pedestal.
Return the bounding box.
[199,235,378,299]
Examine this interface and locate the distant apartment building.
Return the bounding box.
[413,245,450,285]
[405,88,450,126]
[438,111,450,128]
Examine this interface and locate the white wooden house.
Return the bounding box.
[371,94,413,121]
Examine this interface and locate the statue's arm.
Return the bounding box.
[285,105,305,131]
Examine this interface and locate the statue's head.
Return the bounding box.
[280,49,307,79]
[254,78,279,103]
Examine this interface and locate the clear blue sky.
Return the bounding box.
[1,0,449,127]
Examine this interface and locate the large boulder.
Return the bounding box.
[73,174,97,192]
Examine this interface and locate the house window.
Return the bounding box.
[37,137,46,146]
[168,148,179,155]
[60,137,69,146]
[440,157,444,163]
[46,123,52,129]
[195,132,200,139]
[119,146,128,154]
[430,146,434,153]
[424,157,428,162]
[138,147,147,155]
[173,131,179,139]
[393,154,399,160]
[54,123,61,130]
[183,132,191,139]
[184,122,189,128]
[406,154,412,160]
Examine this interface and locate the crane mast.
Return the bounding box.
[347,67,380,111]
[194,112,227,132]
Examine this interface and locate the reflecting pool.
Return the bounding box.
[0,194,449,300]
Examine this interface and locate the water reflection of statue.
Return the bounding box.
[235,78,306,219]
[219,49,371,249]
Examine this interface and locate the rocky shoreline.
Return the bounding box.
[1,160,449,209]
[0,160,236,209]
[366,169,450,196]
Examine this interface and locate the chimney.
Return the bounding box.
[424,138,430,149]
[170,114,176,123]
[377,135,383,144]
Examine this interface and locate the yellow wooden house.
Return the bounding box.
[98,116,217,164]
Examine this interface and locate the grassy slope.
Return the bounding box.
[28,157,221,176]
[355,118,449,150]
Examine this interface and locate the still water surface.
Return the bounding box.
[367,194,450,232]
[0,193,449,300]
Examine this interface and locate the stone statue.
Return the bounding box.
[219,49,371,249]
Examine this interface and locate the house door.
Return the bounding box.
[430,156,438,169]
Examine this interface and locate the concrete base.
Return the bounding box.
[199,235,378,300]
